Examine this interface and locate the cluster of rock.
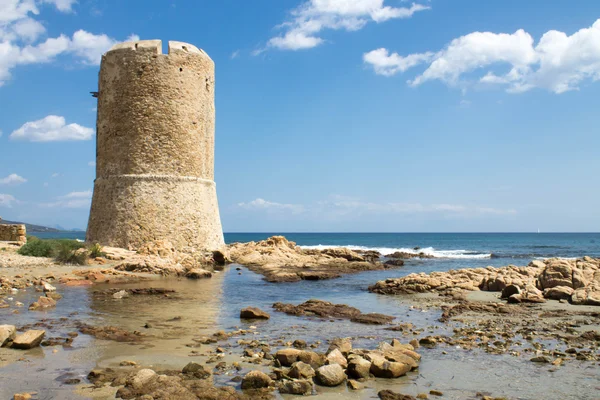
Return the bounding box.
[257,337,421,395]
[369,257,600,306]
[228,236,399,282]
[0,218,26,244]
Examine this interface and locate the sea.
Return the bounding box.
[37,231,600,273]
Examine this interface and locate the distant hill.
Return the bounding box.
[1,219,61,233]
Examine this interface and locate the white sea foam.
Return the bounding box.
[300,244,491,259]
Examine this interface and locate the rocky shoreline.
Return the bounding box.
[1,237,600,399]
[368,257,600,306]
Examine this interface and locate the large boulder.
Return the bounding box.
[279,380,313,395]
[538,262,573,289]
[327,338,352,355]
[315,364,346,386]
[241,370,272,389]
[347,356,371,380]
[298,350,325,369]
[275,348,302,366]
[543,286,574,300]
[370,358,411,378]
[11,330,45,349]
[325,348,348,368]
[28,296,56,311]
[288,361,315,379]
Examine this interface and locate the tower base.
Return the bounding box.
[86,175,224,251]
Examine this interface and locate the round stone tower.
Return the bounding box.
[86,40,224,251]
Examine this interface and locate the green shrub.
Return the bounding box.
[55,242,89,265]
[88,243,106,258]
[18,238,87,260]
[18,238,54,257]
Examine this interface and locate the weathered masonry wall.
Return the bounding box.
[0,218,26,243]
[86,40,225,252]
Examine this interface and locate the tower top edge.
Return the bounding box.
[105,40,212,61]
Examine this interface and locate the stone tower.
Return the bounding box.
[86,40,225,251]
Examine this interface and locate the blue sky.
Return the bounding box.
[1,0,599,232]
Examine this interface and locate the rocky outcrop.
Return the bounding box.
[240,307,270,319]
[12,330,45,349]
[273,299,395,325]
[228,236,397,282]
[369,257,600,306]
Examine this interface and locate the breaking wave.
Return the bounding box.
[300,244,491,259]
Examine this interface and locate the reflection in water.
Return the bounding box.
[0,265,599,399]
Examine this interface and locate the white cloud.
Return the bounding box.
[263,0,429,51]
[41,0,77,13]
[0,1,136,86]
[88,161,95,167]
[230,50,240,59]
[10,115,94,142]
[41,189,92,208]
[0,173,27,185]
[238,198,305,214]
[0,193,17,207]
[364,19,600,94]
[238,195,516,217]
[51,172,60,178]
[363,48,434,76]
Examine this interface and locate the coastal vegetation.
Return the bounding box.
[16,237,104,265]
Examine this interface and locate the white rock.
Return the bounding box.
[113,290,129,299]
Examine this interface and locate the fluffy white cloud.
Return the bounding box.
[264,0,429,51]
[41,189,92,208]
[10,115,94,142]
[238,198,305,214]
[364,19,600,94]
[0,1,136,86]
[0,173,27,185]
[0,193,17,207]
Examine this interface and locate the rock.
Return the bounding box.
[384,259,405,267]
[288,361,315,379]
[538,262,573,289]
[113,290,129,299]
[419,337,437,348]
[430,390,443,396]
[119,360,137,366]
[328,337,352,355]
[320,247,365,262]
[292,339,307,349]
[347,356,371,380]
[12,330,45,349]
[417,394,428,399]
[347,379,362,390]
[182,362,211,379]
[28,296,56,311]
[42,282,56,292]
[325,348,348,368]
[279,380,313,395]
[315,364,346,386]
[530,356,550,363]
[501,284,521,299]
[275,348,302,366]
[185,269,212,279]
[240,307,270,319]
[13,394,32,400]
[212,249,230,265]
[298,350,325,369]
[241,370,272,389]
[543,286,574,300]
[370,358,411,378]
[350,313,395,325]
[0,325,16,347]
[129,369,156,389]
[378,390,417,400]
